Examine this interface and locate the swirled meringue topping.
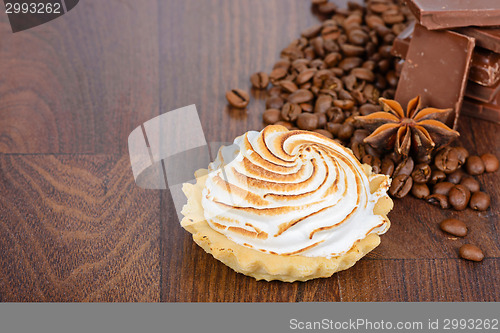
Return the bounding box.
[201,125,391,258]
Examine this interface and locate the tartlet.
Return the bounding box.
[181,125,393,282]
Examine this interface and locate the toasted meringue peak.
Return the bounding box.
[201,125,391,258]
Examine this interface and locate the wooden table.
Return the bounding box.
[0,0,498,302]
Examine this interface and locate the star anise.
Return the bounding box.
[355,96,459,162]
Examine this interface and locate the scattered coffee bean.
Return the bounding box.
[300,103,314,113]
[426,194,449,209]
[226,89,250,108]
[459,177,480,193]
[465,155,485,175]
[250,72,269,89]
[469,192,490,211]
[263,109,281,124]
[412,163,431,183]
[448,185,471,211]
[481,153,499,173]
[297,113,319,130]
[314,94,333,114]
[433,182,455,196]
[337,123,355,141]
[412,183,430,199]
[389,174,413,198]
[440,218,467,237]
[459,244,484,262]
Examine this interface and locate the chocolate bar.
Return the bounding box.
[467,77,500,103]
[406,0,500,30]
[395,24,475,129]
[455,26,500,54]
[462,93,500,124]
[391,24,500,88]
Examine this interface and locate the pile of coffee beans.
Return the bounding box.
[249,0,413,140]
[228,0,499,212]
[375,145,498,211]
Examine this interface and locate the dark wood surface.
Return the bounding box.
[0,0,498,302]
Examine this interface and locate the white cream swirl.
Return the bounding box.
[201,125,391,258]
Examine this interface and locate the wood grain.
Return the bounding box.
[0,155,161,301]
[0,0,498,302]
[0,0,159,154]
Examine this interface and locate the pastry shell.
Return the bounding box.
[181,165,393,282]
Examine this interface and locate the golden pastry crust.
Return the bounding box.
[180,167,393,282]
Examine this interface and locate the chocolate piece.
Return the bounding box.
[392,25,500,88]
[406,0,500,30]
[456,26,500,54]
[466,80,500,104]
[468,48,500,87]
[461,92,500,124]
[395,24,475,129]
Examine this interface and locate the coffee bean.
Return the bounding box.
[313,129,333,139]
[435,147,460,174]
[296,68,317,85]
[333,99,355,110]
[469,192,490,211]
[265,96,284,109]
[263,109,281,124]
[459,244,484,262]
[465,155,485,175]
[226,89,250,108]
[429,169,446,184]
[351,67,375,81]
[459,177,480,193]
[481,153,499,172]
[364,143,381,158]
[327,107,345,123]
[275,120,293,130]
[314,94,333,114]
[250,72,269,89]
[317,112,327,128]
[411,183,430,199]
[359,103,380,116]
[327,122,342,137]
[338,57,363,71]
[311,37,325,58]
[318,2,338,15]
[433,182,455,196]
[297,113,319,130]
[348,29,369,45]
[300,103,314,113]
[411,163,431,183]
[440,218,467,237]
[280,80,298,93]
[310,59,326,70]
[351,142,366,160]
[381,157,395,176]
[269,68,288,84]
[454,147,469,166]
[324,52,342,68]
[389,174,413,198]
[301,24,323,39]
[281,103,302,122]
[447,169,467,184]
[351,129,370,144]
[448,185,471,211]
[337,123,355,141]
[394,157,414,176]
[273,59,291,71]
[365,15,385,28]
[268,86,282,96]
[426,194,449,209]
[288,89,314,104]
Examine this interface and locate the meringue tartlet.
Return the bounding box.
[181,125,393,282]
